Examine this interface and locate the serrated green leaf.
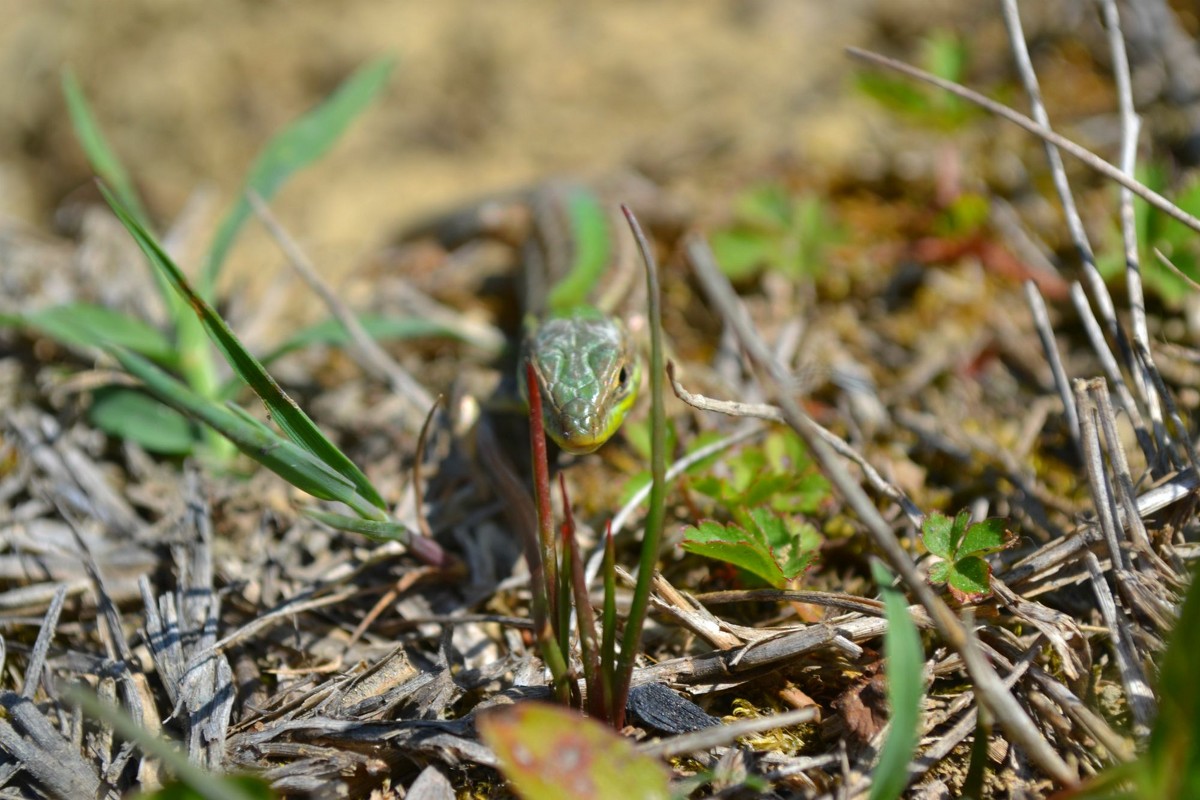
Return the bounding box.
[956,518,1011,559]
[17,303,176,366]
[921,512,954,559]
[749,506,790,547]
[751,507,820,579]
[869,560,923,800]
[200,58,393,296]
[89,387,199,455]
[683,511,818,589]
[682,519,788,588]
[947,556,991,599]
[99,184,388,513]
[479,702,670,800]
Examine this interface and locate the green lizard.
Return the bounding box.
[518,186,642,454]
[404,182,642,453]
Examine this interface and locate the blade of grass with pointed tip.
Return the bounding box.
[302,509,454,569]
[63,64,226,457]
[99,183,388,512]
[67,686,270,800]
[869,559,924,800]
[199,58,393,298]
[62,69,148,225]
[105,345,392,517]
[1139,563,1200,799]
[62,68,183,318]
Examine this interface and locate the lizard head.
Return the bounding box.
[522,312,641,454]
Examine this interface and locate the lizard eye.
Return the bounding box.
[617,366,629,387]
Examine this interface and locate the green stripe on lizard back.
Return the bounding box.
[542,188,612,315]
[521,185,641,454]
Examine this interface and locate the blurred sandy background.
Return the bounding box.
[0,0,1002,292]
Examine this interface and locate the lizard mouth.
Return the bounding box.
[548,410,607,455]
[549,429,606,455]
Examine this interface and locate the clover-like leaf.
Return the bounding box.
[923,511,1013,601]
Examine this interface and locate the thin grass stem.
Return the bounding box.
[613,206,667,729]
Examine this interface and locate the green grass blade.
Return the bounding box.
[12,303,177,366]
[61,68,148,224]
[302,509,454,569]
[99,182,388,512]
[62,68,182,315]
[600,524,617,722]
[1140,563,1200,799]
[257,313,462,366]
[613,206,667,728]
[67,686,272,800]
[105,345,393,520]
[869,560,924,800]
[301,508,412,542]
[199,57,394,297]
[960,713,989,800]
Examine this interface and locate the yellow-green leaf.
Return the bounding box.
[479,702,670,800]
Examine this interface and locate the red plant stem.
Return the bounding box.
[601,522,617,721]
[561,474,606,719]
[525,361,559,629]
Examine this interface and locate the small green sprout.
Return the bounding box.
[921,510,1014,602]
[1098,162,1200,306]
[710,183,840,282]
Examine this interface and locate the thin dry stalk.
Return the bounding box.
[248,190,434,423]
[686,235,1076,784]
